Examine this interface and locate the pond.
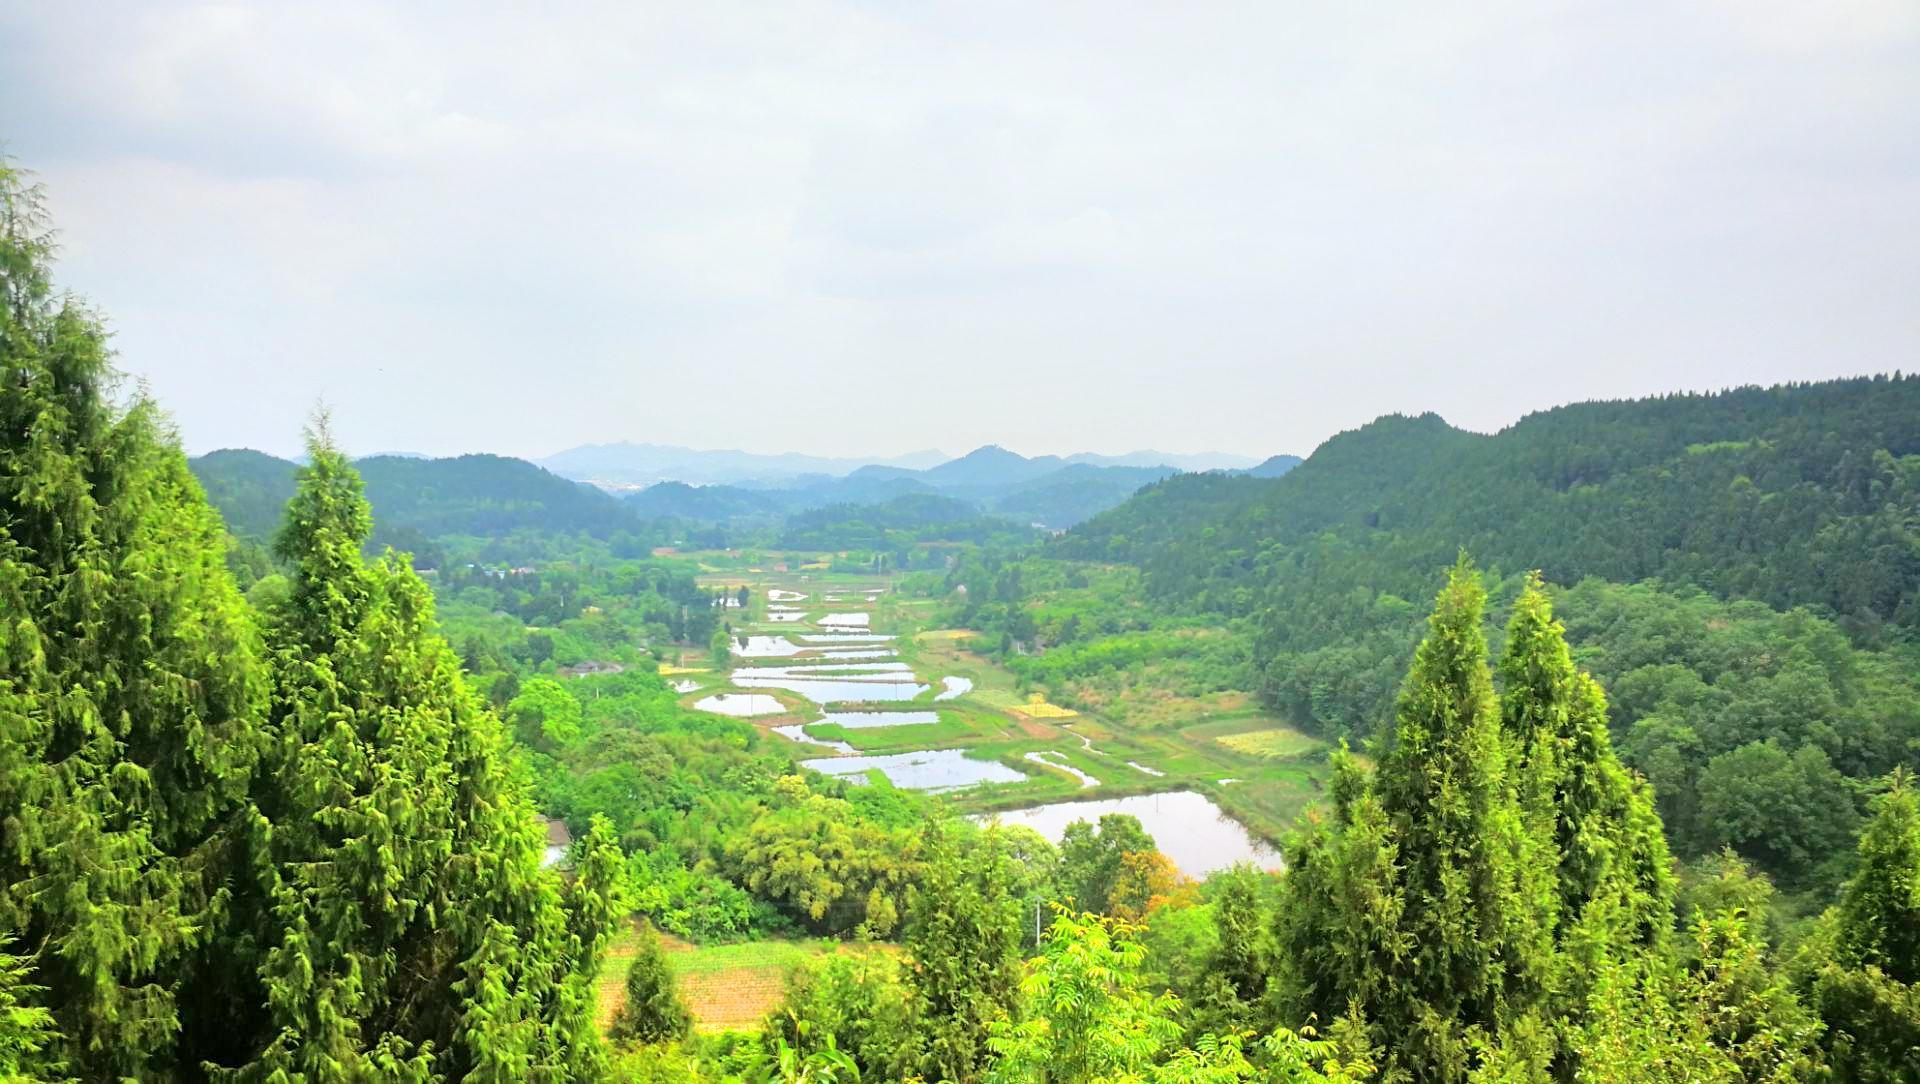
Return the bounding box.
[693,692,786,717]
[818,709,941,729]
[731,674,930,703]
[979,791,1281,878]
[935,676,974,700]
[801,749,1028,792]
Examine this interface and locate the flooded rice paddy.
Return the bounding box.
[693,692,786,717]
[801,749,1027,792]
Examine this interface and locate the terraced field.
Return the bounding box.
[673,556,1326,873]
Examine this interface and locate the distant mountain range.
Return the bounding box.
[536,442,951,487]
[618,445,1199,529]
[189,441,1301,546]
[537,441,1262,487]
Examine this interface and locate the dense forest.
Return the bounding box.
[952,386,1920,895]
[6,158,1920,1084]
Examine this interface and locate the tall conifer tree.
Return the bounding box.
[1498,576,1675,969]
[1276,560,1554,1081]
[209,427,606,1081]
[0,162,267,1080]
[1809,770,1920,1081]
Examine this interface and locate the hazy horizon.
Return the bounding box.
[4,2,1915,461]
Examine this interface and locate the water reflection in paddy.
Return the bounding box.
[817,612,872,629]
[818,710,940,729]
[732,662,913,678]
[732,674,930,703]
[981,791,1280,877]
[802,749,1027,792]
[731,636,805,657]
[773,724,855,754]
[693,692,785,717]
[935,676,973,700]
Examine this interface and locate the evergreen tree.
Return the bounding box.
[568,814,627,982]
[610,923,691,1046]
[905,823,1025,1083]
[1186,865,1274,1037]
[1276,560,1554,1081]
[0,943,64,1082]
[212,427,606,1081]
[1808,770,1920,1081]
[0,161,267,1079]
[1497,574,1675,1023]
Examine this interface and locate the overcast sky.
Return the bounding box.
[3,2,1916,462]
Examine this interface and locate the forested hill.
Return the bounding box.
[192,447,643,543]
[1061,376,1920,634]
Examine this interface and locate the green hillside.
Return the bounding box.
[191,448,645,544]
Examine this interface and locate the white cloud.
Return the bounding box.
[1,0,1915,459]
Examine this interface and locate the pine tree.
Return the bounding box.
[905,822,1026,1083]
[0,161,267,1079]
[210,427,606,1080]
[1809,770,1920,1081]
[610,923,691,1046]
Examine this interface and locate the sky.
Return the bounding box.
[3,2,1917,463]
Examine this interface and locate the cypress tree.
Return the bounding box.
[1276,559,1553,1081]
[1273,746,1407,1033]
[1371,559,1554,1076]
[0,162,267,1079]
[1497,575,1675,991]
[905,822,1026,1084]
[609,923,691,1046]
[211,428,606,1081]
[1809,770,1920,1081]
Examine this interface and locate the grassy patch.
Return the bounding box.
[1216,727,1328,761]
[805,717,978,751]
[594,929,892,1034]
